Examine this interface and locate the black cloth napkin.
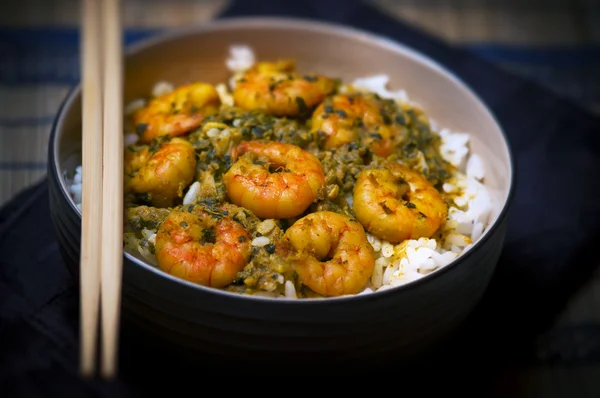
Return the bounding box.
[2,0,600,396]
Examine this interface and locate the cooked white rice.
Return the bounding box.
[65,44,496,299]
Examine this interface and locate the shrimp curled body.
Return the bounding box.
[134,82,221,144]
[155,204,252,288]
[353,163,448,243]
[311,93,396,157]
[233,61,336,117]
[280,211,375,297]
[125,137,196,208]
[223,141,326,219]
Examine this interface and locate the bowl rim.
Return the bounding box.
[49,15,516,305]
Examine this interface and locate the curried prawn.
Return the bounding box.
[279,211,375,297]
[125,137,196,208]
[223,141,326,219]
[154,203,252,288]
[311,93,397,157]
[133,82,221,144]
[232,60,336,117]
[353,163,448,243]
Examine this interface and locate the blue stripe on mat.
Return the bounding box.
[0,27,160,85]
[464,43,600,67]
[1,27,600,85]
[0,27,159,46]
[0,162,47,170]
[0,117,56,128]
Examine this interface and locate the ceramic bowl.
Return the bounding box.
[48,17,514,369]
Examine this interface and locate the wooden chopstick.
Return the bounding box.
[100,0,124,379]
[79,0,104,378]
[79,0,124,379]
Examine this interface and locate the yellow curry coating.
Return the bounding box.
[155,203,252,288]
[311,93,398,158]
[233,60,336,116]
[123,57,454,298]
[223,141,326,219]
[125,137,196,208]
[134,82,221,144]
[353,163,448,243]
[279,211,375,297]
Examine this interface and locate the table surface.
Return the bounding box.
[1,0,599,396]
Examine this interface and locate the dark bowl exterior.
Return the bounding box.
[48,17,514,367]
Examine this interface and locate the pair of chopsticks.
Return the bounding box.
[79,0,124,379]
